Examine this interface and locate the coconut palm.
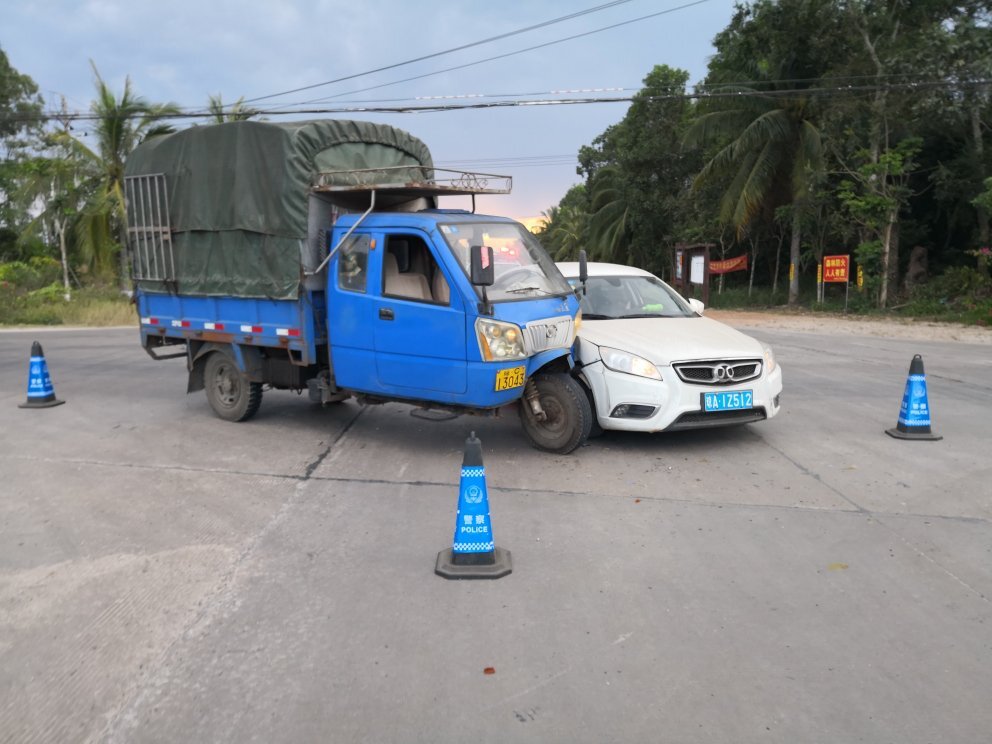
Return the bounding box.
[586,165,631,263]
[539,204,590,262]
[686,69,822,305]
[207,94,258,123]
[72,63,179,282]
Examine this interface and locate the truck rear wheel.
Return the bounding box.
[204,351,262,422]
[519,373,592,454]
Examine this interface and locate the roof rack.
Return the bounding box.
[311,166,512,198]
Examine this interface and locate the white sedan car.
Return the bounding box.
[557,262,783,434]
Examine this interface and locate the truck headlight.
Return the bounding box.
[762,344,777,374]
[476,318,526,361]
[599,346,662,380]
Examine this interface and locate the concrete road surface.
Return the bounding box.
[1,324,990,743]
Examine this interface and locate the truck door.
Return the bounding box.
[373,231,468,395]
[325,231,380,392]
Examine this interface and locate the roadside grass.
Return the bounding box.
[0,285,137,327]
[704,270,992,327]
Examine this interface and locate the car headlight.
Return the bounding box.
[599,346,662,380]
[475,318,526,361]
[762,344,777,374]
[573,309,582,335]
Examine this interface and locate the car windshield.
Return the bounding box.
[570,275,696,319]
[439,221,572,301]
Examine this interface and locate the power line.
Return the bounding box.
[274,0,715,109]
[242,0,640,105]
[6,77,990,125]
[271,87,633,110]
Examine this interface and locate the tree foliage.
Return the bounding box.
[542,0,992,309]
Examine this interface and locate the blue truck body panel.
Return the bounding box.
[137,292,320,362]
[136,210,579,411]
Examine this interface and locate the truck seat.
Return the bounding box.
[432,271,450,304]
[384,252,431,301]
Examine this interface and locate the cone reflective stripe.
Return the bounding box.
[18,341,65,409]
[435,432,512,580]
[885,354,941,441]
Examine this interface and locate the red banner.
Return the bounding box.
[709,255,748,274]
[823,254,850,283]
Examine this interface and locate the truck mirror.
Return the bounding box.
[578,249,588,284]
[470,245,495,286]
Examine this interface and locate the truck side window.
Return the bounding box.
[383,234,448,304]
[337,234,370,293]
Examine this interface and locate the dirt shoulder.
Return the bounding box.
[707,309,992,345]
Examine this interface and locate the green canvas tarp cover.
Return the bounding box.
[125,119,434,299]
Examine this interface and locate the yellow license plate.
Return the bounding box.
[494,366,526,391]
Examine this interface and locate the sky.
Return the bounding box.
[3,0,737,222]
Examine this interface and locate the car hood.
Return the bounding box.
[577,316,763,366]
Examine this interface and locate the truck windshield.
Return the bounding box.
[438,222,572,301]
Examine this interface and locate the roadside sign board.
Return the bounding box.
[690,255,705,285]
[709,255,748,274]
[823,255,850,283]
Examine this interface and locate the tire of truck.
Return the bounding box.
[203,351,263,422]
[519,372,592,454]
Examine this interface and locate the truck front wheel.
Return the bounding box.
[519,373,592,454]
[204,351,262,422]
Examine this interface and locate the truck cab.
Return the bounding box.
[316,208,590,453]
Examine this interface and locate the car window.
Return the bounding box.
[578,276,695,318]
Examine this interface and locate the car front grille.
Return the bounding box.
[673,359,762,386]
[523,316,574,353]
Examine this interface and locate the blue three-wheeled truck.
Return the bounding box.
[124,120,591,453]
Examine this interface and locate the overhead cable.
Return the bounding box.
[241,0,640,104]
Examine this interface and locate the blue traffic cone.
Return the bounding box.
[18,341,65,409]
[885,354,941,441]
[435,432,512,580]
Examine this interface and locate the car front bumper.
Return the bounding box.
[580,361,783,433]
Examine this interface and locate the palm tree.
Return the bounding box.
[72,63,179,283]
[538,204,589,262]
[586,165,631,263]
[686,71,822,305]
[207,94,258,123]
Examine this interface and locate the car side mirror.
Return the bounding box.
[469,245,495,286]
[687,298,705,315]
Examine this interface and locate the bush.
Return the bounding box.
[905,267,992,325]
[707,286,789,309]
[0,283,136,327]
[0,257,60,291]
